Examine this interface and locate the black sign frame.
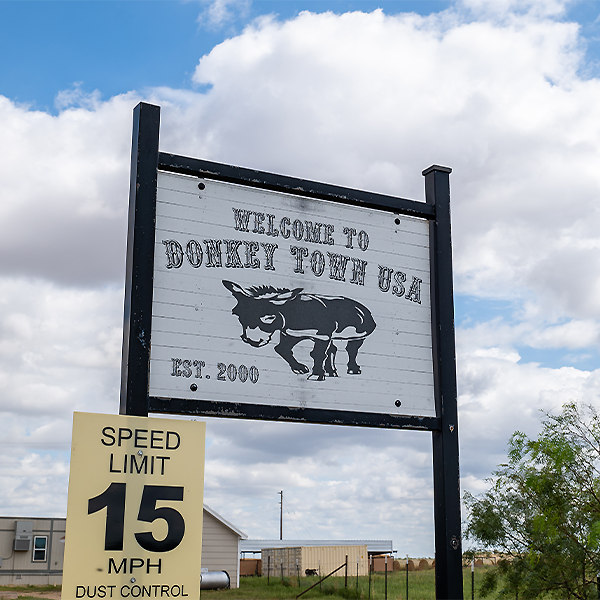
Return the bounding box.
[120,102,463,599]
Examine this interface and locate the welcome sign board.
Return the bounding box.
[122,103,463,598]
[149,172,434,418]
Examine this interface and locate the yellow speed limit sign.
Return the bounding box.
[63,412,206,600]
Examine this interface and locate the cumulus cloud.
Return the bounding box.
[183,7,599,325]
[3,1,600,556]
[0,277,122,516]
[0,452,70,517]
[0,93,137,286]
[0,278,122,418]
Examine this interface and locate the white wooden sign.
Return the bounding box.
[148,171,434,418]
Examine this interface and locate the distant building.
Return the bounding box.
[240,539,393,556]
[0,506,246,588]
[0,517,65,585]
[201,505,247,588]
[261,545,369,578]
[240,540,395,579]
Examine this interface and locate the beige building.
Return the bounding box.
[262,545,369,578]
[0,517,65,586]
[0,506,246,588]
[201,505,246,588]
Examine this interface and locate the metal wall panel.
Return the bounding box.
[302,545,368,577]
[261,545,367,577]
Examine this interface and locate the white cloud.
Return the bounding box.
[458,316,600,353]
[184,8,599,325]
[54,82,102,112]
[3,1,600,556]
[0,278,122,418]
[0,453,70,517]
[0,93,137,285]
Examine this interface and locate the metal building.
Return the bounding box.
[261,545,369,578]
[240,539,393,556]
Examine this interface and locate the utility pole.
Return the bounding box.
[279,491,283,540]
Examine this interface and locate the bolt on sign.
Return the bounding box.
[62,412,206,600]
[121,103,463,599]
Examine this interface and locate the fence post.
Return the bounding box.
[385,556,388,600]
[345,555,348,588]
[406,556,409,600]
[369,556,372,600]
[295,561,350,600]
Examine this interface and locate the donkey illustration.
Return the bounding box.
[222,280,376,381]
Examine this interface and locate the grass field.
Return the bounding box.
[0,583,61,600]
[0,568,499,599]
[200,567,498,600]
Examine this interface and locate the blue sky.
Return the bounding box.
[2,1,453,111]
[3,0,600,558]
[5,0,600,111]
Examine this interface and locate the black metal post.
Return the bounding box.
[356,556,359,590]
[120,102,160,416]
[471,559,475,600]
[268,555,270,585]
[369,556,372,600]
[406,557,409,600]
[423,165,463,600]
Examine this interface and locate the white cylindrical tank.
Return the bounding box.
[200,571,230,590]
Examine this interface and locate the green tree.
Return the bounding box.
[464,402,600,599]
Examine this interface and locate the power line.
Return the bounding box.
[285,498,316,540]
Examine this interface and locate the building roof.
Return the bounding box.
[240,539,393,555]
[203,504,247,540]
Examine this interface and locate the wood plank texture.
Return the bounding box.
[149,171,434,417]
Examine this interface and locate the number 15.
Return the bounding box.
[88,483,185,553]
